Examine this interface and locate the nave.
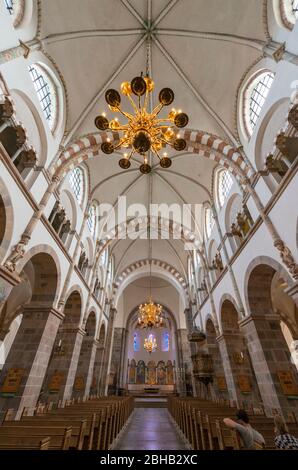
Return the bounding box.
[1,0,298,455]
[114,407,187,451]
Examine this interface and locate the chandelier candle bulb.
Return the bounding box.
[94,75,189,172]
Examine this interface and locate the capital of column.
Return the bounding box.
[62,326,88,337]
[285,281,298,306]
[238,313,280,329]
[21,306,65,321]
[0,265,22,287]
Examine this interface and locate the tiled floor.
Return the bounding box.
[114,408,188,450]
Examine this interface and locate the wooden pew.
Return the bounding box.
[0,435,50,450]
[168,396,298,451]
[0,396,134,451]
[0,426,72,450]
[3,418,87,450]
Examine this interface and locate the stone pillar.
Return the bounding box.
[72,334,97,400]
[119,329,128,389]
[99,308,116,396]
[184,308,199,396]
[92,345,105,395]
[240,314,298,416]
[109,328,126,394]
[208,343,229,401]
[216,333,261,407]
[0,306,63,421]
[176,328,193,396]
[42,327,85,404]
[84,340,98,397]
[217,335,239,404]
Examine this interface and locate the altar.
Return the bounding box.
[126,359,176,393]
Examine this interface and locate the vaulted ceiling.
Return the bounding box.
[37,0,268,278]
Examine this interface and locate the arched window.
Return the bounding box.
[28,64,57,131]
[4,0,13,14]
[293,0,298,18]
[281,0,298,26]
[245,72,275,134]
[69,167,84,204]
[218,170,233,207]
[205,207,214,239]
[162,331,170,352]
[87,204,96,236]
[133,332,140,352]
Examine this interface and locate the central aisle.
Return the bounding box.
[114,408,188,450]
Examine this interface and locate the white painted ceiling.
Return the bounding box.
[39,0,267,279]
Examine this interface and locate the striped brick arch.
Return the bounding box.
[50,130,253,182]
[112,258,188,302]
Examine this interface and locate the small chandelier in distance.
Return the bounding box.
[138,298,163,329]
[144,334,158,354]
[94,75,189,174]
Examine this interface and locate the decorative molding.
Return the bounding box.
[112,258,188,301]
[49,130,253,183]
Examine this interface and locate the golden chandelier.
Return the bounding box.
[144,334,157,354]
[138,298,163,329]
[94,75,189,174]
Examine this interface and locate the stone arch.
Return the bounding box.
[0,177,14,263]
[10,88,48,171]
[0,251,59,339]
[219,293,240,322]
[243,257,298,413]
[220,297,240,334]
[204,313,218,335]
[49,130,253,183]
[112,258,188,307]
[63,289,82,328]
[98,322,106,346]
[84,310,97,339]
[63,284,84,310]
[17,244,62,306]
[254,97,291,172]
[224,193,242,233]
[244,256,293,317]
[0,250,60,417]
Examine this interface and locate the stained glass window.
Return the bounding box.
[133,332,140,352]
[162,332,170,352]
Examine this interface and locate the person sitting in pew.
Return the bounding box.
[274,415,298,450]
[223,409,265,450]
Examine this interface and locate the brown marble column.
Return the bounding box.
[42,327,85,404]
[99,307,116,396]
[216,335,239,404]
[240,314,298,417]
[0,306,63,421]
[91,345,105,395]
